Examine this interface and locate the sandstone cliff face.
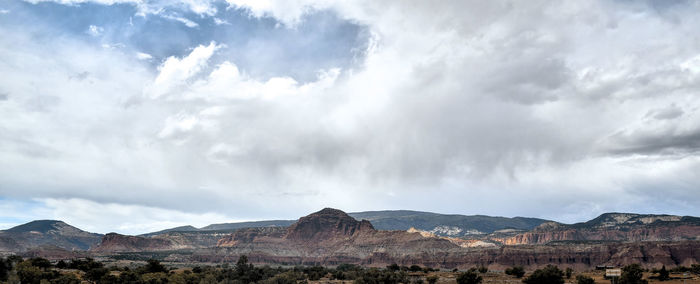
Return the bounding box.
[285,208,375,241]
[91,233,175,252]
[196,240,700,269]
[503,214,700,245]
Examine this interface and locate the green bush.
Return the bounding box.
[0,257,11,281]
[619,264,648,284]
[575,275,595,284]
[456,270,482,284]
[505,266,525,278]
[657,265,669,281]
[426,274,439,284]
[522,265,564,284]
[565,267,573,279]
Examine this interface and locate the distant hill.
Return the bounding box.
[571,212,700,229]
[140,225,200,237]
[347,210,549,236]
[199,220,296,231]
[0,220,102,252]
[148,210,549,238]
[503,213,700,245]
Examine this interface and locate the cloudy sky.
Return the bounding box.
[1,0,699,234]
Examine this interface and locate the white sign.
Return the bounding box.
[606,269,621,277]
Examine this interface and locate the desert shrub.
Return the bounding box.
[691,264,700,275]
[55,260,67,269]
[30,257,52,269]
[426,274,439,284]
[522,265,564,284]
[409,265,423,272]
[456,270,482,284]
[478,266,488,273]
[619,264,648,284]
[301,265,326,280]
[68,258,103,272]
[387,263,400,271]
[575,275,595,284]
[565,267,573,279]
[141,259,168,274]
[142,272,170,284]
[16,261,42,284]
[354,268,408,284]
[0,257,11,281]
[337,263,362,272]
[657,265,670,281]
[84,267,109,282]
[50,273,81,284]
[505,266,525,278]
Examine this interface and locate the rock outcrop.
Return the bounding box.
[502,214,700,245]
[91,233,175,252]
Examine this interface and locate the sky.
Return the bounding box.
[1,0,699,235]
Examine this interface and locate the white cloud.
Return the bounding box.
[161,14,199,28]
[145,41,221,98]
[213,17,230,25]
[136,51,153,60]
[87,25,103,36]
[0,9,10,14]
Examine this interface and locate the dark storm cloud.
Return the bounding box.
[607,128,700,156]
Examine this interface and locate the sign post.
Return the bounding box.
[606,269,621,284]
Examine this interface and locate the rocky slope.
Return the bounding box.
[0,220,102,252]
[91,233,175,252]
[501,213,700,245]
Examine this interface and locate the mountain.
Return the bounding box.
[173,210,549,238]
[502,213,700,245]
[347,210,549,236]
[199,220,296,231]
[0,220,102,252]
[140,225,200,237]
